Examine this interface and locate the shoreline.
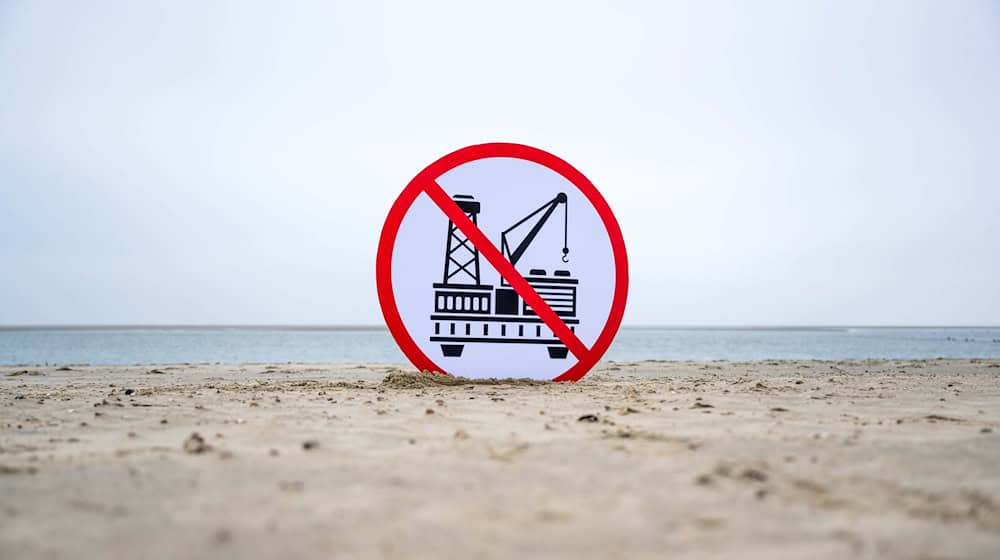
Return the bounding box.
[4,355,1000,369]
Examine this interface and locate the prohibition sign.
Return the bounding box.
[376,143,628,381]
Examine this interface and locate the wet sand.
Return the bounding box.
[2,360,1000,559]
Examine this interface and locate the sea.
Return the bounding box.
[1,326,999,366]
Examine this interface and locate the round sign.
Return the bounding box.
[377,143,628,381]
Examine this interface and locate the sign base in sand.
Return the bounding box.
[377,143,628,381]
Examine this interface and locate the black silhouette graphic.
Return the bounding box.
[430,193,579,359]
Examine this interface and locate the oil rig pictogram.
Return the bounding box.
[429,193,579,359]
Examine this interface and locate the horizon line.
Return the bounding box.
[1,324,998,331]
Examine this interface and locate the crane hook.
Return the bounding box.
[561,194,570,263]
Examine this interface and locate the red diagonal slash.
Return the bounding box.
[421,179,591,360]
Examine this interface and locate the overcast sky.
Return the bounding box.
[1,1,998,326]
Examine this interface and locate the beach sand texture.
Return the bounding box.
[2,360,1000,559]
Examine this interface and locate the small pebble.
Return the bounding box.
[183,433,211,454]
[741,468,768,482]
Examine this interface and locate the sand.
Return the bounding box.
[2,359,1000,559]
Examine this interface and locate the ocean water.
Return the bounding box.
[1,326,999,366]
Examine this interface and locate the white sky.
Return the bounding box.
[1,0,998,326]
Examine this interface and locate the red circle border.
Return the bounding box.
[376,143,629,382]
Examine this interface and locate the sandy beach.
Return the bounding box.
[2,360,999,559]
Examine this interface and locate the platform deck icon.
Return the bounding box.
[377,143,628,381]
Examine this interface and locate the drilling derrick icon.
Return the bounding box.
[430,193,580,359]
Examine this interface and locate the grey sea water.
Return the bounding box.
[1,326,999,366]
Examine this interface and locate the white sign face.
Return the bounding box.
[377,143,628,381]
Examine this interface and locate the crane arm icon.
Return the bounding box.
[500,192,570,267]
